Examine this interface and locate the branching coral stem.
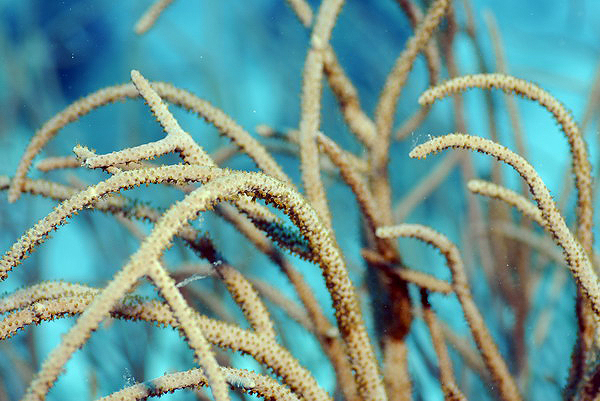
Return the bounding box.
[377,223,521,401]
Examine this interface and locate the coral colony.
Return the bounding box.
[1,1,600,400]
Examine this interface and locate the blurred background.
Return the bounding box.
[1,0,600,400]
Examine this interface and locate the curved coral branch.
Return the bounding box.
[409,133,600,317]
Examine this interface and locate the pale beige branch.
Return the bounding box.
[134,0,175,35]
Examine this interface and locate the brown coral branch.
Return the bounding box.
[377,224,521,401]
